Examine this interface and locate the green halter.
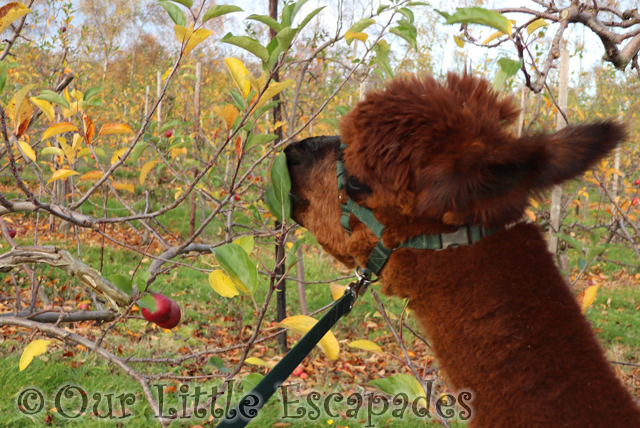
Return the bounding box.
[337,144,495,278]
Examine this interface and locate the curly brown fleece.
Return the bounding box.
[284,72,640,427]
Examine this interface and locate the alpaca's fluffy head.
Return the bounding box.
[285,72,625,264]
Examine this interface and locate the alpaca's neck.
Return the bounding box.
[381,222,640,428]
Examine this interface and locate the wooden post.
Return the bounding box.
[156,71,162,130]
[548,48,569,255]
[517,86,527,138]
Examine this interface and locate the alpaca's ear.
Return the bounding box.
[529,121,626,190]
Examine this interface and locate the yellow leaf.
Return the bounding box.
[224,57,251,98]
[112,182,135,193]
[17,140,35,162]
[41,146,64,157]
[348,340,383,353]
[179,26,212,57]
[79,170,103,181]
[251,79,294,113]
[527,18,548,36]
[98,123,134,138]
[482,31,505,45]
[82,113,95,144]
[41,122,78,141]
[30,97,55,123]
[330,283,346,301]
[139,160,158,185]
[174,188,183,200]
[58,136,75,164]
[525,209,536,222]
[453,35,464,48]
[246,73,267,94]
[345,30,368,43]
[61,101,80,118]
[171,147,187,159]
[47,169,79,184]
[19,339,51,371]
[580,285,599,314]
[111,148,128,165]
[162,67,172,81]
[232,235,254,254]
[276,315,339,360]
[215,104,238,131]
[0,2,31,34]
[174,23,194,44]
[71,133,82,154]
[245,357,273,367]
[208,270,239,298]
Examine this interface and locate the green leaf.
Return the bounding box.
[276,27,298,51]
[202,5,243,23]
[130,142,149,162]
[377,5,390,15]
[492,57,522,89]
[159,1,186,26]
[0,73,7,96]
[83,87,102,101]
[287,237,306,269]
[241,373,264,392]
[222,34,269,63]
[334,105,350,116]
[109,274,132,296]
[349,18,375,33]
[390,20,418,51]
[227,89,246,110]
[589,231,602,247]
[586,245,607,262]
[248,204,262,223]
[557,234,584,253]
[138,295,157,312]
[167,0,192,8]
[369,374,426,402]
[270,152,291,220]
[253,100,280,119]
[246,14,282,32]
[298,7,324,31]
[159,119,180,134]
[577,257,587,271]
[445,7,512,35]
[247,133,278,148]
[373,39,393,78]
[212,243,258,295]
[398,7,414,23]
[265,185,285,222]
[407,1,429,5]
[434,9,451,20]
[208,356,231,373]
[290,0,309,24]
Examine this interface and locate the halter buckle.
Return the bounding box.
[344,268,373,314]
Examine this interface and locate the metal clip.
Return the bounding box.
[344,269,372,314]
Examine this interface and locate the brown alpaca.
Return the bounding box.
[284,73,640,427]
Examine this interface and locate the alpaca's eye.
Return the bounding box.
[346,177,370,194]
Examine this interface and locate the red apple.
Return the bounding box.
[299,372,309,380]
[633,197,639,207]
[234,194,241,201]
[165,130,173,138]
[292,365,304,377]
[7,228,16,239]
[155,299,181,329]
[141,293,173,323]
[635,179,640,185]
[91,154,95,159]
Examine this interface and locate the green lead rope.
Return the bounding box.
[215,287,358,428]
